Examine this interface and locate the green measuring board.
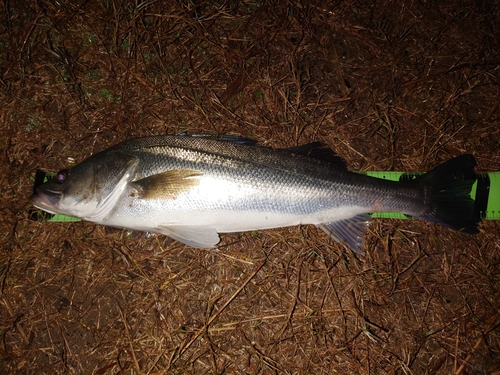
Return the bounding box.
[31,170,500,222]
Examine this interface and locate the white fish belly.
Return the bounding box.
[100,175,369,234]
[212,205,369,233]
[104,201,368,234]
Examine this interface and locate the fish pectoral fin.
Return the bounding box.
[157,224,220,248]
[133,169,202,199]
[316,214,372,255]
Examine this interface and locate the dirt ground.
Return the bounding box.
[1,0,500,374]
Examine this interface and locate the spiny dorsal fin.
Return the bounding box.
[176,133,258,146]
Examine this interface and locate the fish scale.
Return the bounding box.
[117,136,422,214]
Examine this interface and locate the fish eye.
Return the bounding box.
[55,169,69,184]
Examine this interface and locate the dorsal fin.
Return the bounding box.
[176,133,258,146]
[286,142,348,169]
[176,133,347,167]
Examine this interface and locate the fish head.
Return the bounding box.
[31,151,138,220]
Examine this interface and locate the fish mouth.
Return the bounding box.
[31,188,62,214]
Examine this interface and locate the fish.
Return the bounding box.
[31,135,480,254]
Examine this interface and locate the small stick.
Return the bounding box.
[455,311,500,375]
[168,260,266,368]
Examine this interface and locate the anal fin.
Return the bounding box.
[316,214,372,255]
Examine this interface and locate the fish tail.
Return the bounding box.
[413,154,480,234]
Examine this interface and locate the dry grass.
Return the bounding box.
[1,0,500,374]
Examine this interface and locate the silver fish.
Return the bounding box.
[31,135,480,254]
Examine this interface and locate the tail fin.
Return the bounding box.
[414,154,480,234]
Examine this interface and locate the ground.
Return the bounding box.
[1,0,499,374]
